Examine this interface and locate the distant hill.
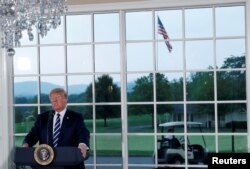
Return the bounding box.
[14,81,34,97]
[14,81,135,97]
[68,84,88,94]
[14,81,87,97]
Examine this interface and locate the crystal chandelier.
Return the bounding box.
[0,0,67,56]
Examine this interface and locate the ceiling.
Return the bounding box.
[67,0,148,5]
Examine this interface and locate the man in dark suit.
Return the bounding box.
[22,88,90,169]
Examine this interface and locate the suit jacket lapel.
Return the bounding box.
[57,110,71,144]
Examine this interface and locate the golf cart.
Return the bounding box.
[155,121,208,165]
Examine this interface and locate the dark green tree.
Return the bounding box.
[156,73,172,101]
[218,55,246,101]
[15,97,29,104]
[217,55,246,129]
[185,55,245,130]
[85,74,120,127]
[128,73,153,102]
[128,73,173,126]
[170,77,183,101]
[129,72,172,105]
[40,93,50,103]
[186,70,214,101]
[221,55,245,69]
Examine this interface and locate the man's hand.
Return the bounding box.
[22,143,29,147]
[78,143,88,159]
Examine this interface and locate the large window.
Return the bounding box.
[13,3,247,169]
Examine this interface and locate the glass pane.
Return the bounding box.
[96,105,121,133]
[67,45,92,73]
[14,77,38,104]
[14,47,38,75]
[94,13,119,42]
[95,74,121,103]
[216,39,245,69]
[218,135,247,153]
[15,106,38,133]
[126,11,153,40]
[185,8,213,38]
[40,16,64,44]
[157,41,183,71]
[216,6,245,37]
[95,44,120,72]
[40,76,66,103]
[157,104,184,132]
[217,71,246,100]
[40,46,65,74]
[67,105,93,133]
[128,105,154,133]
[218,103,247,133]
[186,40,213,70]
[96,135,122,163]
[66,15,91,43]
[127,42,153,71]
[187,104,215,133]
[127,73,153,102]
[15,136,25,147]
[156,73,183,101]
[68,75,93,103]
[157,10,182,39]
[186,72,214,101]
[128,135,154,164]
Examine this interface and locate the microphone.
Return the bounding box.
[47,111,54,145]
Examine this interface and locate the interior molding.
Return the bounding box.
[67,0,246,13]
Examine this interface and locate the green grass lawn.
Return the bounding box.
[15,115,248,155]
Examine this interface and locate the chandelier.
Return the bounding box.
[0,0,67,56]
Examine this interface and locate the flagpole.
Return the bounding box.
[155,14,159,71]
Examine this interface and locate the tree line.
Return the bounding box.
[15,55,246,127]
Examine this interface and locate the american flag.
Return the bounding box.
[157,16,172,53]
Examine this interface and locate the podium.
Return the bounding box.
[14,146,84,169]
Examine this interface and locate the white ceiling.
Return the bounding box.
[67,0,148,5]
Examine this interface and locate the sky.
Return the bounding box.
[13,5,245,86]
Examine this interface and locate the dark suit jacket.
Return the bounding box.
[23,109,90,169]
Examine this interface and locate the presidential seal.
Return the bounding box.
[34,144,54,166]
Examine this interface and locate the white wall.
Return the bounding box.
[0,49,14,169]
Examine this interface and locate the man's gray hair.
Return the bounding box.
[49,88,68,98]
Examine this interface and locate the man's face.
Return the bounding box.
[49,93,67,112]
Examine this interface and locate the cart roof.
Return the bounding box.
[159,121,202,127]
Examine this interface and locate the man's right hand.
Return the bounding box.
[22,143,29,147]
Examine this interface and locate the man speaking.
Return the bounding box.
[22,88,90,169]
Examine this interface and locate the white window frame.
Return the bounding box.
[1,0,250,168]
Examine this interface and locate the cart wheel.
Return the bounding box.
[173,157,184,164]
